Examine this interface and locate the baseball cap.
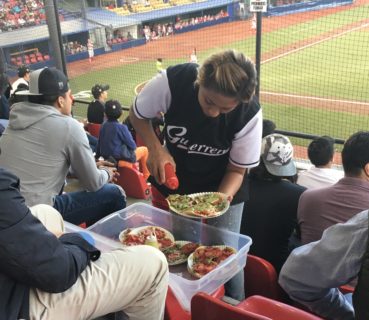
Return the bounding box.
[17,67,69,96]
[18,65,30,77]
[105,100,122,119]
[261,133,296,177]
[91,84,109,98]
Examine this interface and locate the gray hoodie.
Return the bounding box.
[0,101,109,207]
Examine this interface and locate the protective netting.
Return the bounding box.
[2,0,368,156]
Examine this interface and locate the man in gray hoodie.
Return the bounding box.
[0,67,126,225]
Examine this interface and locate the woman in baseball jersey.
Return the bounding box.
[129,49,262,300]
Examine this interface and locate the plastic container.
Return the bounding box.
[164,163,179,190]
[86,203,252,311]
[64,221,121,252]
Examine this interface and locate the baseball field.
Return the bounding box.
[68,0,369,154]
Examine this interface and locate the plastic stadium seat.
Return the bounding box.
[116,165,151,199]
[43,54,50,61]
[237,295,324,320]
[165,286,225,320]
[191,292,270,320]
[87,123,101,138]
[244,254,289,302]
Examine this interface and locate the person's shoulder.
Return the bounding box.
[167,63,198,81]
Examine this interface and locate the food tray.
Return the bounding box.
[87,203,252,311]
[167,192,230,219]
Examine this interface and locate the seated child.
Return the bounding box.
[96,100,150,180]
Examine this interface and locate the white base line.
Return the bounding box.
[262,22,369,64]
[261,91,369,106]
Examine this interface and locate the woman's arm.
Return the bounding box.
[129,108,173,184]
[218,163,246,200]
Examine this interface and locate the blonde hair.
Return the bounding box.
[196,49,257,102]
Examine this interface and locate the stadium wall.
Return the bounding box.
[265,0,353,16]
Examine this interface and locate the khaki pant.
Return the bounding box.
[28,204,169,320]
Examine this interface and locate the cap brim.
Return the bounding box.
[15,90,42,96]
[263,160,296,177]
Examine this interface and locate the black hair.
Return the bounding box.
[308,136,334,167]
[342,131,369,176]
[105,99,122,120]
[157,58,163,62]
[262,119,276,138]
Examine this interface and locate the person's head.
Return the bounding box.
[262,119,276,138]
[307,136,335,167]
[18,65,31,81]
[252,133,296,181]
[157,58,163,62]
[17,67,72,116]
[342,131,369,178]
[196,49,257,117]
[105,99,122,121]
[91,84,109,100]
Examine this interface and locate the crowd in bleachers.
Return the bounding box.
[0,0,64,32]
[174,10,228,31]
[142,10,227,41]
[64,41,87,55]
[106,30,135,48]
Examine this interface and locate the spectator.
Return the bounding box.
[297,135,343,189]
[298,131,369,244]
[0,166,169,320]
[130,49,262,301]
[10,64,30,95]
[241,134,306,272]
[279,209,369,320]
[0,72,10,119]
[0,67,125,225]
[87,84,109,124]
[96,100,150,180]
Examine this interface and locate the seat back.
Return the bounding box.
[244,254,288,302]
[87,123,101,138]
[116,165,151,199]
[191,292,271,320]
[238,295,324,320]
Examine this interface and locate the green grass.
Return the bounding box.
[70,3,369,141]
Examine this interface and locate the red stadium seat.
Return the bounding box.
[87,123,101,138]
[191,292,270,320]
[244,254,289,302]
[165,286,225,320]
[116,165,151,199]
[237,295,324,320]
[43,54,50,61]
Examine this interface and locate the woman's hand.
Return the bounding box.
[147,147,175,185]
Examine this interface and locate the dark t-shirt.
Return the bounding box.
[87,100,105,124]
[241,178,306,272]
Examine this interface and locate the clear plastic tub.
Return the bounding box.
[86,203,252,311]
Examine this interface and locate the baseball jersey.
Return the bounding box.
[134,63,262,200]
